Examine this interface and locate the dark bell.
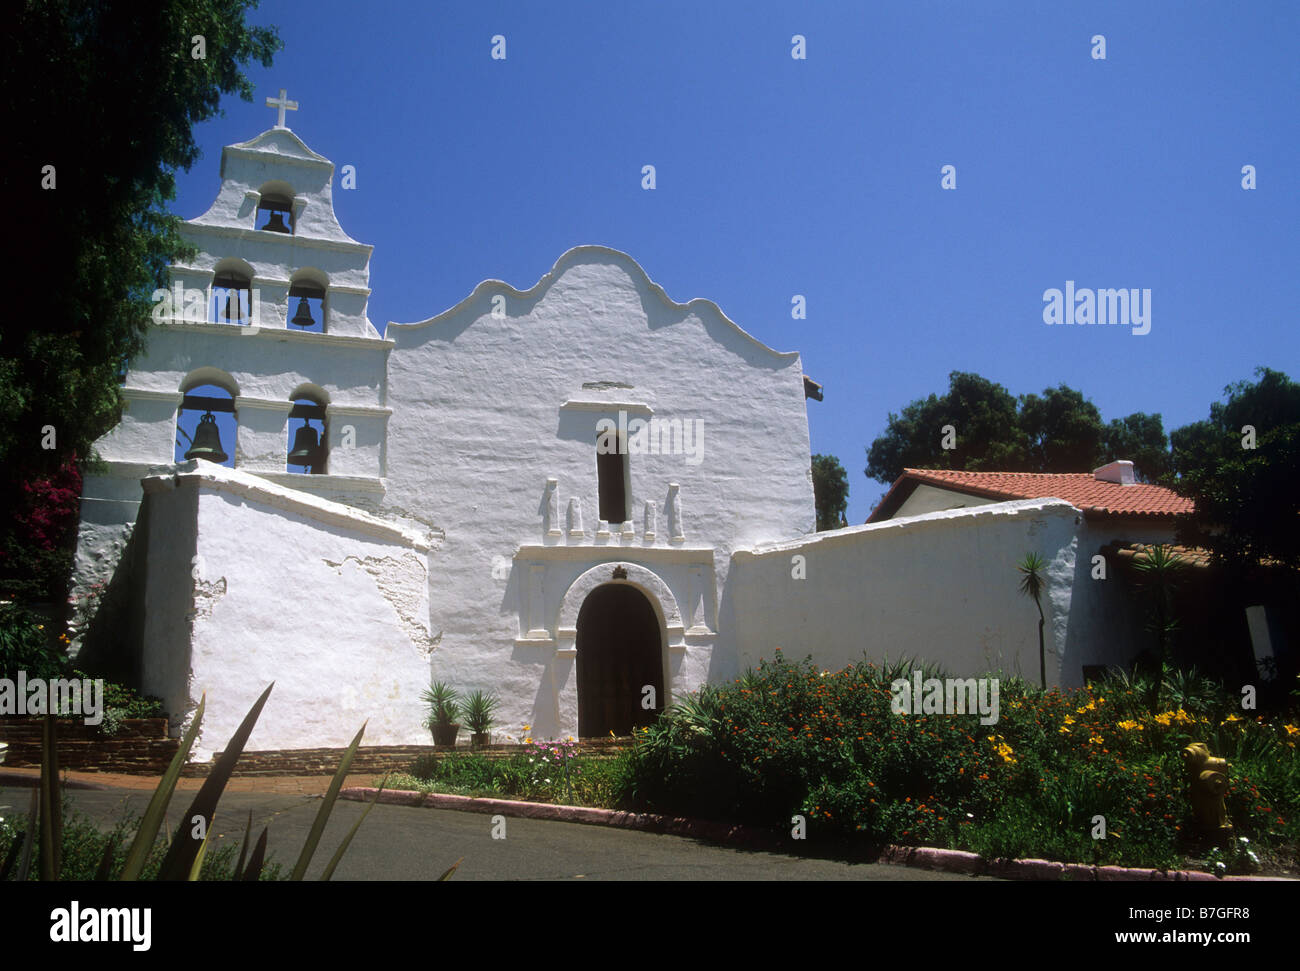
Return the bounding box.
[222,293,244,323]
[290,297,315,328]
[185,412,228,463]
[261,210,290,233]
[288,422,320,468]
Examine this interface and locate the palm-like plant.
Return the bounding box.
[461,689,500,736]
[420,682,461,733]
[1130,544,1187,711]
[1017,552,1047,690]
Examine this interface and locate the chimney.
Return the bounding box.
[1093,460,1135,485]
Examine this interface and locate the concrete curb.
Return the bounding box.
[340,786,1293,882]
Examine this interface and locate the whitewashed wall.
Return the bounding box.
[727,499,1129,687]
[137,461,435,760]
[382,246,817,739]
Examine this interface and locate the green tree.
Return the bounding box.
[811,454,849,530]
[3,1,280,475]
[1170,367,1300,570]
[1,0,281,601]
[1101,412,1171,483]
[866,372,1028,483]
[867,373,1176,486]
[1018,385,1105,473]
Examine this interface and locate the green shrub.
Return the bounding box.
[619,652,1299,871]
[0,602,66,681]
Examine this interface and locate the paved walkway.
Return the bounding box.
[0,766,378,794]
[23,784,995,881]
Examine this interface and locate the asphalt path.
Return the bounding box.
[32,787,999,881]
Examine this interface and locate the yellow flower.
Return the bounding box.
[1153,712,1173,726]
[1063,715,1076,725]
[1076,701,1096,714]
[1058,726,1072,735]
[1117,719,1142,731]
[1088,735,1104,745]
[1284,724,1299,737]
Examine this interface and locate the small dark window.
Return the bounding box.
[597,440,627,524]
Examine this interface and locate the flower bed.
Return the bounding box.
[619,652,1298,874]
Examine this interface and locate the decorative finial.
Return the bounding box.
[265,88,299,129]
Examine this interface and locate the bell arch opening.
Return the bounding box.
[176,381,236,467]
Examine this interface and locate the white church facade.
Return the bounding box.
[71,107,1169,759]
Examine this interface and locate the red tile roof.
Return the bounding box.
[869,468,1193,522]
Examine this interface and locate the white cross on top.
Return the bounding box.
[265,88,299,128]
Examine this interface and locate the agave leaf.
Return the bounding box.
[291,722,366,880]
[15,788,38,882]
[319,773,389,882]
[94,835,119,881]
[438,858,462,881]
[158,683,274,881]
[187,826,211,881]
[233,808,253,882]
[39,715,63,880]
[120,694,207,881]
[241,827,268,881]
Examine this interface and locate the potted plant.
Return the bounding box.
[462,689,500,748]
[421,681,461,747]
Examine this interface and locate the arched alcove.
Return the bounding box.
[210,258,255,325]
[288,268,328,333]
[256,180,296,234]
[287,386,328,474]
[176,372,238,467]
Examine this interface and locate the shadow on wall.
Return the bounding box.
[74,502,151,690]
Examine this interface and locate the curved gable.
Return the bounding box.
[388,245,799,364]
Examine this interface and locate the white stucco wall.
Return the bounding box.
[728,500,1183,688]
[137,461,435,760]
[381,246,817,739]
[727,499,1084,684]
[889,483,998,519]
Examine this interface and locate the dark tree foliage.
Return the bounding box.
[866,372,1028,483]
[1019,385,1105,474]
[1101,412,1170,483]
[1170,368,1300,570]
[1,1,280,602]
[866,371,1173,486]
[811,454,849,531]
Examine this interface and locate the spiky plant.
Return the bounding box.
[1017,552,1047,690]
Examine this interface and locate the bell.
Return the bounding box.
[288,422,320,468]
[261,210,290,233]
[222,293,243,323]
[184,412,228,463]
[290,296,315,328]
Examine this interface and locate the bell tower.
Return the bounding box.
[73,92,395,658]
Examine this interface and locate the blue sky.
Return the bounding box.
[171,1,1298,522]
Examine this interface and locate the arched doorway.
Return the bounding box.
[576,584,664,737]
